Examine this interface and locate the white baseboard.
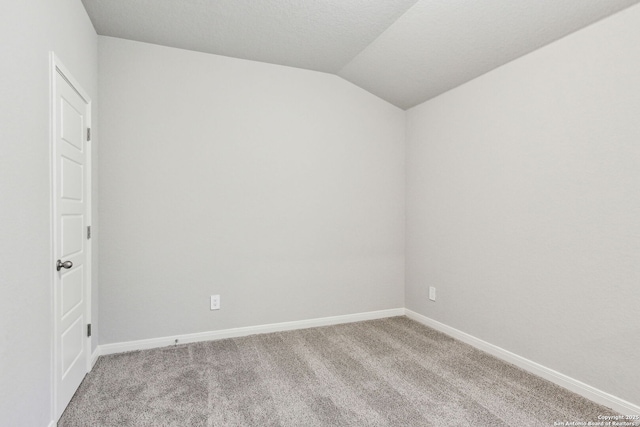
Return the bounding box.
[405,309,640,416]
[90,346,101,369]
[99,308,405,356]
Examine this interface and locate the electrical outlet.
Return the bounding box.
[429,287,436,301]
[210,295,220,310]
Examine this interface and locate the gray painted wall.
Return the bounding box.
[0,0,98,425]
[98,37,405,345]
[406,4,640,406]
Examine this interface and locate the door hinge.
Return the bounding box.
[87,324,92,337]
[87,225,91,239]
[87,127,91,141]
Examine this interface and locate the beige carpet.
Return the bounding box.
[59,316,618,426]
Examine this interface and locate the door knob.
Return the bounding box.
[56,260,73,271]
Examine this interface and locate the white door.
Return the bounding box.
[52,56,92,418]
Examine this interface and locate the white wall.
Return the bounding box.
[98,37,405,344]
[0,1,98,425]
[406,4,640,406]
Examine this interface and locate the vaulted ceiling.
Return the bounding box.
[82,0,640,109]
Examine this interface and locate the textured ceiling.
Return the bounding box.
[81,0,419,73]
[338,0,640,109]
[82,0,640,109]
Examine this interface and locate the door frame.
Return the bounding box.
[49,52,93,421]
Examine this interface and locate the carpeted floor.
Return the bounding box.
[59,316,618,426]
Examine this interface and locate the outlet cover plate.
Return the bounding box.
[429,287,436,301]
[210,295,220,310]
